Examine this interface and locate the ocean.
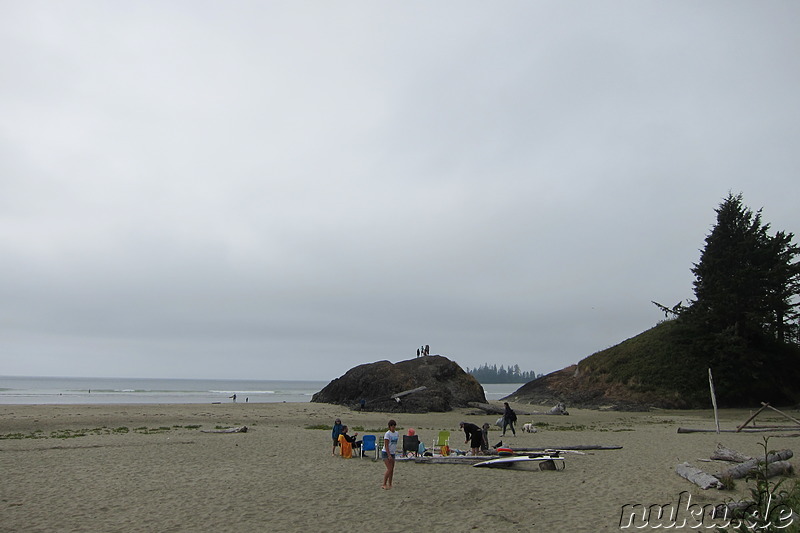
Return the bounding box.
[0,375,523,405]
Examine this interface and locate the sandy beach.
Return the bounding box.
[1,401,797,532]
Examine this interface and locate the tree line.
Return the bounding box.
[466,363,541,384]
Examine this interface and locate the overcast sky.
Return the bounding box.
[2,2,799,382]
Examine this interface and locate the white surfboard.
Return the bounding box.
[473,455,565,469]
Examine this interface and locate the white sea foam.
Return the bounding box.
[0,376,326,405]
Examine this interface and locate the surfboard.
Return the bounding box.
[473,455,565,469]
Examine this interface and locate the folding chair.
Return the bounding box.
[431,430,450,455]
[360,434,378,459]
[402,434,420,457]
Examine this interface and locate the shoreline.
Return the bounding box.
[1,402,797,532]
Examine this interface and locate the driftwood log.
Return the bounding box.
[678,427,799,434]
[736,402,800,432]
[200,425,248,433]
[678,447,795,490]
[468,402,505,414]
[414,456,490,465]
[512,445,622,451]
[467,402,569,416]
[762,403,800,427]
[675,462,723,489]
[391,386,427,400]
[736,404,770,431]
[710,443,752,463]
[468,402,543,416]
[716,460,793,480]
[716,449,793,480]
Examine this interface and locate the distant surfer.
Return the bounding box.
[230,394,237,402]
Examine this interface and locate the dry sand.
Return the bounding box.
[1,401,797,532]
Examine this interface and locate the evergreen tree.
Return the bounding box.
[678,193,800,404]
[687,193,800,343]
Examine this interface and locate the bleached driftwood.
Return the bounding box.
[468,402,569,416]
[679,427,793,434]
[736,402,800,432]
[201,425,248,433]
[716,450,793,480]
[512,445,622,451]
[467,403,538,416]
[414,456,491,465]
[675,462,723,489]
[719,460,794,480]
[391,386,426,400]
[736,404,770,432]
[468,402,505,414]
[762,403,800,427]
[709,369,720,434]
[710,443,752,463]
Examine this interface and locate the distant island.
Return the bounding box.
[466,363,541,384]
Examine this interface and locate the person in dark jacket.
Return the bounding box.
[331,418,344,456]
[502,402,517,436]
[460,421,483,455]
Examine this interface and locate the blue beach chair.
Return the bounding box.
[360,434,378,459]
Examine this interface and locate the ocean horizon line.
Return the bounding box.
[0,374,328,383]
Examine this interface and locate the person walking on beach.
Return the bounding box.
[382,419,399,489]
[502,402,517,436]
[331,418,344,456]
[460,421,483,455]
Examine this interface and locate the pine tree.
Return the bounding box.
[688,193,800,343]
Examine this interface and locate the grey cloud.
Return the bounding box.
[1,2,799,380]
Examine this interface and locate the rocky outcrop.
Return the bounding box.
[503,365,684,411]
[311,355,486,413]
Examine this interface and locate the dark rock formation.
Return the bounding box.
[311,355,486,413]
